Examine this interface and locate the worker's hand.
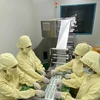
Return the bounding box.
[35,90,45,98]
[54,91,62,99]
[40,71,46,76]
[65,74,71,79]
[33,82,41,90]
[51,69,57,76]
[56,80,62,90]
[43,77,50,84]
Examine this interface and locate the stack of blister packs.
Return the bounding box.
[45,75,62,100]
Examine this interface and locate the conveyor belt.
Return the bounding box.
[44,74,62,100]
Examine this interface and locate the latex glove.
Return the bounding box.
[51,69,57,76]
[41,71,46,76]
[56,80,62,90]
[33,82,41,90]
[43,77,50,84]
[54,91,62,99]
[35,90,45,98]
[65,74,71,79]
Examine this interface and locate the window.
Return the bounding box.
[60,3,96,35]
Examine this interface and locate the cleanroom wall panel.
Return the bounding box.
[32,0,55,47]
[0,0,55,56]
[0,0,36,55]
[32,0,55,62]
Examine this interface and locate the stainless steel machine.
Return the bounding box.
[27,17,77,100]
[41,18,61,37]
[40,17,77,100]
[41,18,75,49]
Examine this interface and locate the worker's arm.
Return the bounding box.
[62,82,100,100]
[62,73,87,88]
[55,59,74,72]
[19,63,44,82]
[0,80,36,99]
[78,82,100,100]
[17,57,44,82]
[62,92,75,100]
[17,68,37,86]
[62,78,81,89]
[32,51,45,73]
[61,92,75,100]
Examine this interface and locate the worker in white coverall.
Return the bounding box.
[54,51,100,100]
[0,53,45,100]
[51,42,92,97]
[16,35,50,84]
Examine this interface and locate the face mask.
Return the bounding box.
[83,68,93,74]
[23,47,31,54]
[75,55,81,59]
[7,67,17,76]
